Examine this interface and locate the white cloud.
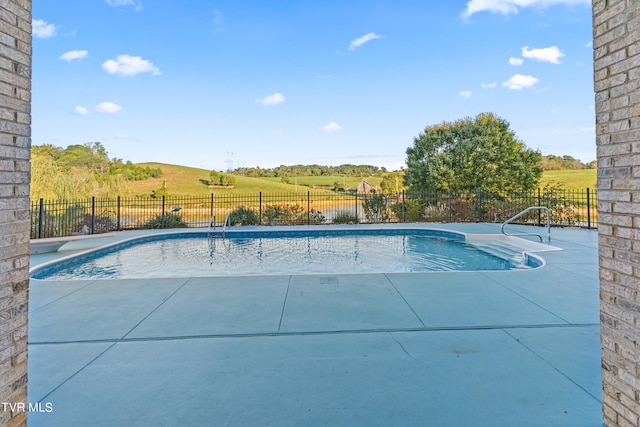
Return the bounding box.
[32,19,56,38]
[509,57,524,66]
[522,46,564,64]
[102,55,161,76]
[461,0,590,18]
[59,50,88,61]
[482,82,498,89]
[585,41,593,48]
[257,93,285,106]
[95,102,122,113]
[502,74,539,90]
[460,91,472,98]
[349,33,382,51]
[321,122,342,132]
[74,105,89,115]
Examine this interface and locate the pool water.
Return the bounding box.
[31,230,539,280]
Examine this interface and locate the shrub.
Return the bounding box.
[391,199,425,222]
[538,182,581,225]
[333,211,358,224]
[362,194,390,223]
[309,209,325,224]
[143,212,187,229]
[263,204,305,225]
[228,206,260,226]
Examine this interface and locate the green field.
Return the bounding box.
[134,163,335,196]
[539,169,597,191]
[260,175,383,189]
[132,163,597,196]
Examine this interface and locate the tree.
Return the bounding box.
[404,113,542,193]
[379,172,405,195]
[209,170,236,187]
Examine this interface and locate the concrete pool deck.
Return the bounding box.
[27,223,603,426]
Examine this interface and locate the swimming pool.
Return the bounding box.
[31,228,545,280]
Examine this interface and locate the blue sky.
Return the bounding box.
[32,0,594,171]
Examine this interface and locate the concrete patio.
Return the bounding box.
[27,223,603,426]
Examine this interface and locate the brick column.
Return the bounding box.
[594,0,640,425]
[0,1,31,426]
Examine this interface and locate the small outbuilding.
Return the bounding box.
[356,180,378,193]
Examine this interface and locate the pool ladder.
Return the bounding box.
[501,206,551,242]
[208,214,231,239]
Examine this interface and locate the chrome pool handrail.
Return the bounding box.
[501,206,551,242]
[221,214,231,238]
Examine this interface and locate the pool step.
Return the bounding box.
[468,240,528,268]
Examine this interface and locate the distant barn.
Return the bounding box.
[356,180,378,193]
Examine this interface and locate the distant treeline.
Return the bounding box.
[230,164,388,177]
[230,157,593,177]
[31,142,162,199]
[541,155,596,171]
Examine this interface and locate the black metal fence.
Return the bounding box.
[30,188,598,239]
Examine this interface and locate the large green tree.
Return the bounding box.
[404,113,542,193]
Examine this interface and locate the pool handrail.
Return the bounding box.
[208,214,231,239]
[221,214,231,238]
[501,206,551,242]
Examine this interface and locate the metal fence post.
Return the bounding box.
[161,195,166,228]
[259,192,263,224]
[38,198,44,239]
[448,189,452,223]
[537,188,542,226]
[586,188,591,230]
[307,191,311,225]
[117,196,121,231]
[476,188,482,221]
[401,190,405,223]
[209,193,215,224]
[355,191,358,222]
[91,196,96,234]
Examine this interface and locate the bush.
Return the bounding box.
[391,199,425,222]
[143,212,187,229]
[332,211,358,224]
[309,209,325,224]
[362,194,390,223]
[228,206,260,226]
[263,204,305,225]
[538,182,581,225]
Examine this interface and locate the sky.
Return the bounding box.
[32,0,595,172]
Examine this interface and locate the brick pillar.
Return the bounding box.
[594,0,640,425]
[0,1,31,426]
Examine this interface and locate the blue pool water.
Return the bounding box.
[31,229,541,280]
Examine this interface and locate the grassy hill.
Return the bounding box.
[539,169,597,191]
[132,163,597,196]
[134,163,336,196]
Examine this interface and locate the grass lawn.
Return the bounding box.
[260,175,383,189]
[133,163,333,196]
[539,169,597,192]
